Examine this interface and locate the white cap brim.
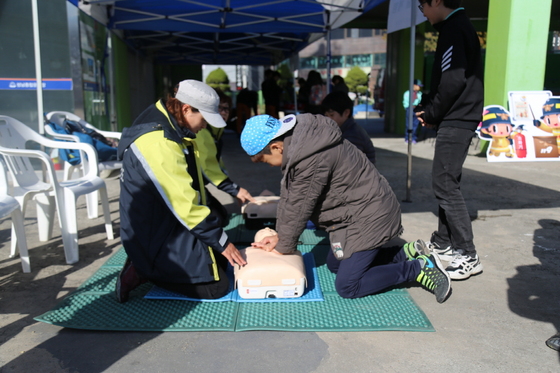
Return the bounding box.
[271,114,297,140]
[200,110,227,128]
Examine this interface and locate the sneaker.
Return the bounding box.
[446,253,483,280]
[403,239,430,260]
[416,254,452,303]
[426,241,460,262]
[115,257,148,303]
[546,333,560,351]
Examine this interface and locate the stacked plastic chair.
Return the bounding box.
[0,115,113,265]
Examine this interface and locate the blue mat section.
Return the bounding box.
[144,253,324,303]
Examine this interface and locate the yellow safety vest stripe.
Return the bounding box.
[195,128,228,187]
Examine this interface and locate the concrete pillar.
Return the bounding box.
[485,0,552,107]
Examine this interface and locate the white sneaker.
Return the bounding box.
[446,254,483,280]
[426,241,460,263]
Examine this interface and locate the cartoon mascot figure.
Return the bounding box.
[479,106,515,158]
[537,97,560,155]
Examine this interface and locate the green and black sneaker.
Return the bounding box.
[403,239,430,260]
[416,254,452,303]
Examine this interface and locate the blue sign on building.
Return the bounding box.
[0,78,73,90]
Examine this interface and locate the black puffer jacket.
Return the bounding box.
[275,114,402,260]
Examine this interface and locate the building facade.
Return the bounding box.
[297,28,387,94]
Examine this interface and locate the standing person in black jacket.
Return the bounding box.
[415,0,484,280]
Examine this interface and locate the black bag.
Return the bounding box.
[64,119,117,148]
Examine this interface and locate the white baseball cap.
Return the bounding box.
[175,80,227,128]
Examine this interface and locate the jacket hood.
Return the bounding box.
[117,100,196,160]
[283,114,342,169]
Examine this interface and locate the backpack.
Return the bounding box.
[63,119,118,148]
[46,121,84,166]
[309,84,327,105]
[46,119,118,165]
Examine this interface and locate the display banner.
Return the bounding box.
[0,78,73,90]
[477,91,560,162]
[387,0,425,34]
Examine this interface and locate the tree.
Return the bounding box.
[206,67,230,92]
[424,31,486,52]
[277,63,293,88]
[345,66,369,96]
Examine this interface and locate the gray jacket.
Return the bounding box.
[275,114,402,260]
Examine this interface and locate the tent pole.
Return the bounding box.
[404,0,416,203]
[327,29,332,94]
[31,0,44,134]
[107,33,117,132]
[326,9,331,94]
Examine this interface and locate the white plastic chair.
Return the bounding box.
[0,160,30,272]
[0,115,114,264]
[45,111,122,218]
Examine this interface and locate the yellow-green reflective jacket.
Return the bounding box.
[118,100,228,284]
[194,126,239,197]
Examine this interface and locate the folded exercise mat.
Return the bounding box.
[35,242,434,332]
[144,253,324,303]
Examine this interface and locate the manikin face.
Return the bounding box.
[259,142,284,167]
[324,109,350,127]
[254,227,278,243]
[182,105,207,133]
[543,114,560,128]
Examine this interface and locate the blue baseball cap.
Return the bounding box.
[241,114,297,156]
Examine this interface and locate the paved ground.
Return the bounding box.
[1,117,559,372]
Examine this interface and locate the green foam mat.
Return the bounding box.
[235,292,431,331]
[35,241,434,332]
[37,292,238,331]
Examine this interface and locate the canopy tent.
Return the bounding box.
[26,0,388,132]
[121,30,316,65]
[106,0,382,32]
[76,0,387,65]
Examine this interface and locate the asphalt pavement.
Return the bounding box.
[1,116,559,372]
